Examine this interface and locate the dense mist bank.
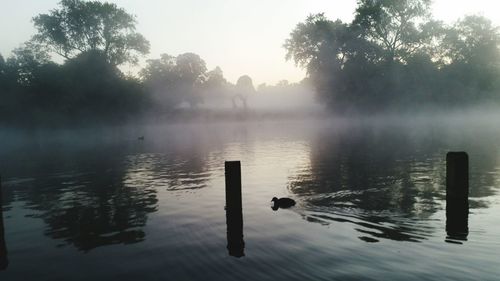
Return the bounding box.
[2,105,500,137]
[0,48,318,128]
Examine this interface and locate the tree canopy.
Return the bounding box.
[2,0,500,127]
[353,0,432,62]
[285,1,500,112]
[140,53,211,110]
[32,0,149,66]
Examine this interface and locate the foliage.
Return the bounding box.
[353,0,432,62]
[140,53,211,110]
[32,0,149,66]
[204,66,227,91]
[236,75,255,94]
[0,50,147,127]
[2,0,500,127]
[285,1,500,112]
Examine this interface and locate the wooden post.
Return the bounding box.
[446,152,469,201]
[445,152,469,242]
[0,176,8,270]
[225,161,244,257]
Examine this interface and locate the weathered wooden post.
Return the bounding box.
[445,152,469,242]
[0,176,8,270]
[225,161,245,257]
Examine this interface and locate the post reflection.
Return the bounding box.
[288,127,443,243]
[226,206,245,257]
[445,152,469,244]
[445,199,469,243]
[287,126,500,244]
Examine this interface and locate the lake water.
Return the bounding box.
[0,118,499,280]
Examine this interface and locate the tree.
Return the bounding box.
[440,15,500,66]
[140,54,177,85]
[0,54,4,75]
[439,16,500,96]
[140,54,180,110]
[284,14,383,109]
[0,54,6,88]
[236,75,255,94]
[175,53,207,86]
[284,14,355,74]
[202,66,229,102]
[276,80,289,87]
[6,41,51,86]
[353,0,432,62]
[140,53,208,109]
[57,50,147,122]
[204,66,227,90]
[174,53,207,108]
[33,0,149,66]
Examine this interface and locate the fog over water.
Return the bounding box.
[1,117,500,280]
[1,0,500,280]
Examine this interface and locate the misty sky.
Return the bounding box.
[1,0,499,85]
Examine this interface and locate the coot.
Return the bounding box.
[271,197,296,210]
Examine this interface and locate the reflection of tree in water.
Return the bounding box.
[6,144,158,252]
[289,125,500,243]
[120,151,211,203]
[1,131,215,252]
[124,130,215,192]
[39,175,157,251]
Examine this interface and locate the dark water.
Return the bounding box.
[0,119,499,280]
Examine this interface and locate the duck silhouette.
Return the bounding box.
[138,136,144,141]
[271,197,296,211]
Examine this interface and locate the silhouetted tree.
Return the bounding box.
[204,66,227,91]
[140,54,179,111]
[58,50,147,122]
[235,75,255,94]
[33,0,149,66]
[140,53,208,110]
[285,14,382,110]
[0,54,7,90]
[285,14,358,73]
[6,42,51,86]
[175,53,207,108]
[232,75,255,109]
[0,54,5,78]
[440,16,500,66]
[285,2,500,112]
[201,66,230,105]
[353,0,432,63]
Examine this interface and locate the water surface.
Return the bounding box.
[1,119,499,280]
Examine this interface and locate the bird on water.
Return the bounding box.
[271,197,296,211]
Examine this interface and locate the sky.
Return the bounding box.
[1,0,500,85]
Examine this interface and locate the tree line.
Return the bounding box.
[0,0,261,127]
[285,0,500,113]
[2,0,500,127]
